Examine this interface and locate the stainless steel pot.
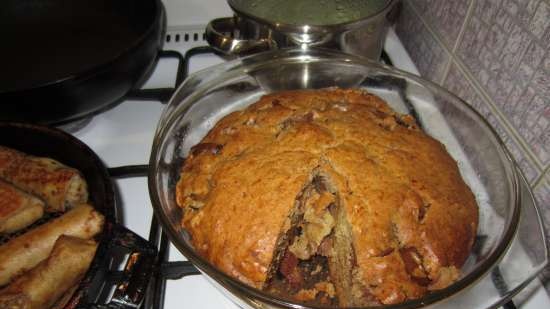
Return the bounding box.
[206,0,399,59]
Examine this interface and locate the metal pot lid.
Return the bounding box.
[229,0,392,27]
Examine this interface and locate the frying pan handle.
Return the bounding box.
[107,224,157,308]
[206,17,276,56]
[73,222,157,309]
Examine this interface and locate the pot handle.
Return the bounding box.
[206,17,276,56]
[71,222,158,309]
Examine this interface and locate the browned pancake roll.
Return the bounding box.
[0,204,104,286]
[0,235,98,309]
[0,146,88,212]
[49,285,79,309]
[0,180,44,234]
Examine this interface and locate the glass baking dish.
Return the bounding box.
[148,48,547,309]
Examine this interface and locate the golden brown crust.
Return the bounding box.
[0,180,44,234]
[0,146,25,178]
[176,88,478,304]
[0,146,88,213]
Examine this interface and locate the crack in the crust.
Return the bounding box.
[274,127,284,139]
[318,156,352,194]
[390,221,402,247]
[391,213,432,287]
[418,202,431,222]
[274,112,316,138]
[312,175,327,193]
[377,247,395,257]
[365,106,418,132]
[265,169,321,280]
[265,168,359,306]
[394,114,418,130]
[390,216,432,288]
[266,173,329,299]
[190,142,223,156]
[399,247,431,287]
[265,190,308,289]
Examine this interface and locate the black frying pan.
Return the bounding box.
[0,122,157,308]
[0,0,165,125]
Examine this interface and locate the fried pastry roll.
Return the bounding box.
[49,285,79,309]
[0,146,24,176]
[0,146,88,212]
[0,204,104,286]
[0,235,98,309]
[0,180,44,234]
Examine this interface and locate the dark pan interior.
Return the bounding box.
[0,0,157,93]
[0,122,116,221]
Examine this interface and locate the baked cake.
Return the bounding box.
[176,88,478,306]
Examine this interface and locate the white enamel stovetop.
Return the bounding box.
[71,1,550,308]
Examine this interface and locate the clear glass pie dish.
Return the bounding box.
[148,48,548,309]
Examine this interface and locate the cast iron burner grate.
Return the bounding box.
[107,46,517,309]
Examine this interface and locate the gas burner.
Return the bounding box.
[103,46,219,309]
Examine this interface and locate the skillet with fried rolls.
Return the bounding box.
[0,235,98,309]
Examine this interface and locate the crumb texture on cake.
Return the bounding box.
[176,88,478,306]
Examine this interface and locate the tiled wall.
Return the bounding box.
[395,0,549,294]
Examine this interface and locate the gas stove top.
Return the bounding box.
[67,2,549,308]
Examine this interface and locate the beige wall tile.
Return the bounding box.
[409,0,472,49]
[443,62,541,183]
[399,0,550,168]
[394,1,450,83]
[534,173,550,292]
[396,0,550,295]
[455,0,550,167]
